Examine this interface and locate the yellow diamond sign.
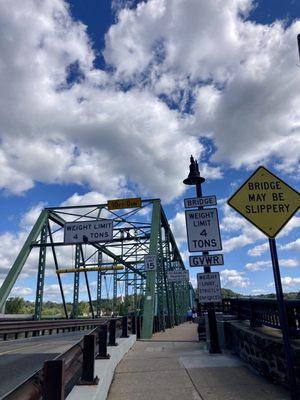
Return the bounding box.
[228,166,300,238]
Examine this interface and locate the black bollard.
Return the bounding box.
[96,325,110,359]
[121,316,129,338]
[43,360,64,400]
[131,315,137,335]
[152,316,157,334]
[79,335,99,385]
[108,319,118,346]
[136,316,141,339]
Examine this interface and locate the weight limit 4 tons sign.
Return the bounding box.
[228,166,300,238]
[185,208,222,252]
[64,220,113,244]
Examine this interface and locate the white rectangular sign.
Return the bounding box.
[144,255,157,271]
[64,220,113,244]
[189,254,224,267]
[185,208,222,252]
[167,270,189,283]
[197,272,222,303]
[184,196,217,209]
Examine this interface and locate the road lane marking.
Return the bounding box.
[0,342,53,356]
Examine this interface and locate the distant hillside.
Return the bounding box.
[221,289,300,300]
[253,292,300,300]
[221,288,244,298]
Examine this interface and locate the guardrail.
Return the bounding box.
[223,298,300,338]
[2,315,142,400]
[0,318,107,341]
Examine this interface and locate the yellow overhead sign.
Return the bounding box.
[228,166,300,238]
[107,197,142,210]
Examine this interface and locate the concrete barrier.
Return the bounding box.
[66,334,136,400]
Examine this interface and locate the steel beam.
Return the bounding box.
[71,245,81,319]
[141,200,161,339]
[47,211,145,277]
[34,223,48,320]
[0,210,49,310]
[48,223,68,318]
[96,251,102,318]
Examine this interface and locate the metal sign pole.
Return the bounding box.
[183,155,221,353]
[269,238,298,400]
[227,165,300,398]
[196,183,221,354]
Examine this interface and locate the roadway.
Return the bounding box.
[0,330,92,398]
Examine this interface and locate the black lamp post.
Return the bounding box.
[184,155,221,354]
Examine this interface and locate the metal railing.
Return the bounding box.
[0,318,107,341]
[223,298,300,338]
[0,311,181,399]
[1,315,141,400]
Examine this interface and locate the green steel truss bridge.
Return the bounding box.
[0,199,193,338]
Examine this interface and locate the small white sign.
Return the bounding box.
[64,220,113,244]
[167,270,189,283]
[185,208,222,252]
[144,255,157,271]
[184,196,217,209]
[197,272,222,303]
[189,254,224,267]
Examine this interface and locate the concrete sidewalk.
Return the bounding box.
[107,323,290,400]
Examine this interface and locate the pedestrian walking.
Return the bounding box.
[192,309,197,323]
[187,308,192,323]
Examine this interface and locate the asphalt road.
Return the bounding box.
[0,330,92,397]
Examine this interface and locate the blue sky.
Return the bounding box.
[0,0,299,302]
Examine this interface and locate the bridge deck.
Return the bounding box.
[107,322,290,400]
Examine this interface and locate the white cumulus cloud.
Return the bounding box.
[220,269,250,288]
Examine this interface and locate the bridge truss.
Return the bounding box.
[0,199,191,338]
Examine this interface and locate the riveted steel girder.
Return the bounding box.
[0,210,49,310]
[141,200,161,339]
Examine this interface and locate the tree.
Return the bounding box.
[5,297,26,314]
[77,301,89,316]
[221,288,241,298]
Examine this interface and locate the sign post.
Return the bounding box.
[228,165,300,400]
[183,155,221,353]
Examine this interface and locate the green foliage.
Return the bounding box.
[4,294,144,317]
[5,297,26,313]
[221,289,300,300]
[77,301,90,316]
[4,289,300,318]
[221,288,243,298]
[254,292,299,299]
